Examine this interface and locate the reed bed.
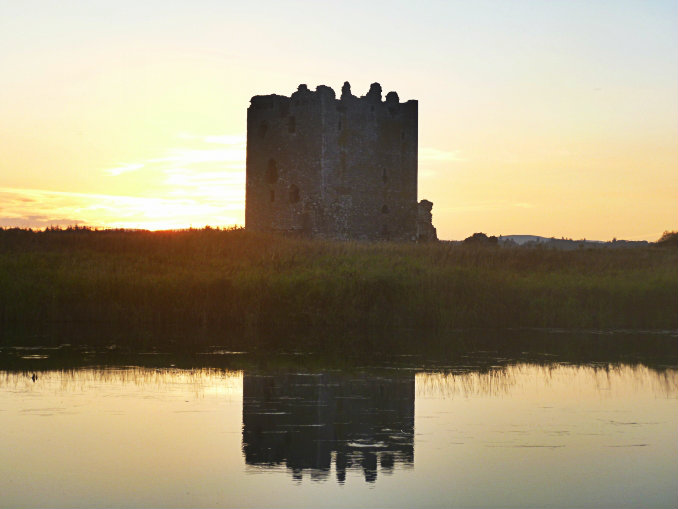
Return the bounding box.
[1,227,676,348]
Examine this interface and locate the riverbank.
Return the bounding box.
[1,228,676,348]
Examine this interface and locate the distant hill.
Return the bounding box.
[498,235,558,245]
[498,235,648,249]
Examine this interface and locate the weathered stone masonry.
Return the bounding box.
[246,81,436,241]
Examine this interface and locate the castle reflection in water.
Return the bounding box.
[242,372,414,483]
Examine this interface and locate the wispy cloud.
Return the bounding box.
[103,133,246,177]
[151,147,245,167]
[104,163,145,176]
[163,169,244,188]
[419,167,438,178]
[203,134,247,145]
[0,214,85,229]
[420,147,466,162]
[439,200,536,213]
[177,133,246,145]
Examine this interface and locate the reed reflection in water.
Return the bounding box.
[0,360,676,508]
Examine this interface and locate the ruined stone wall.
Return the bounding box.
[246,82,430,241]
[417,200,438,241]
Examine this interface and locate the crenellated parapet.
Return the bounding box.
[249,82,415,110]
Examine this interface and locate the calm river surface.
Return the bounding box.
[0,341,676,508]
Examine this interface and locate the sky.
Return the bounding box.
[1,0,676,240]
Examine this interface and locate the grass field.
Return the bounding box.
[1,227,676,349]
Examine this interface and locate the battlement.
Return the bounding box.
[249,82,417,111]
[245,82,435,241]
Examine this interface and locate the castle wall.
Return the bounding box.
[246,90,323,234]
[246,82,424,241]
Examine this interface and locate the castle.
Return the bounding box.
[245,82,437,241]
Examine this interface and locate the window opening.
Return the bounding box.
[266,159,278,184]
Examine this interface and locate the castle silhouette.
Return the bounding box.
[246,82,436,241]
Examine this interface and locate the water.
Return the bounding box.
[0,344,676,508]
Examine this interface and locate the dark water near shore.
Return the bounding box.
[1,334,676,508]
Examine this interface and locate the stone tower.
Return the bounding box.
[245,81,436,241]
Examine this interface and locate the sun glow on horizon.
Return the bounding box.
[0,133,248,231]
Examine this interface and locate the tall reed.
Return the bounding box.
[1,227,676,347]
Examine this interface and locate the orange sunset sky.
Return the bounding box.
[1,1,676,240]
